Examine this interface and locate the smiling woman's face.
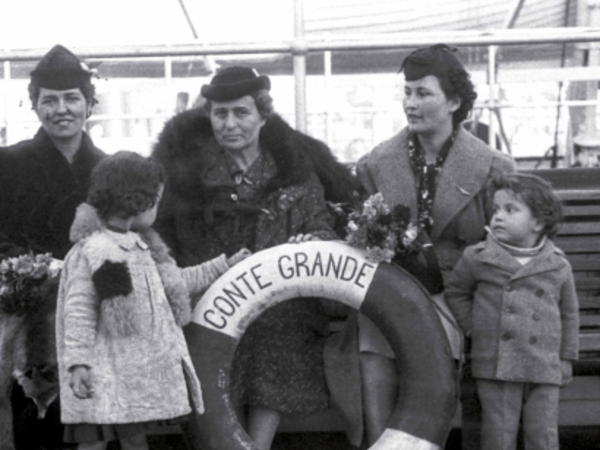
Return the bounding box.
[34,87,89,141]
[402,75,460,136]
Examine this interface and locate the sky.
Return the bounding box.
[1,0,295,50]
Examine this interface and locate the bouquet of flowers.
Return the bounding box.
[345,193,419,263]
[344,193,443,294]
[0,252,62,315]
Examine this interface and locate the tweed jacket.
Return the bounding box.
[327,127,515,446]
[445,235,579,385]
[357,126,516,276]
[152,108,359,267]
[56,204,230,424]
[0,128,105,259]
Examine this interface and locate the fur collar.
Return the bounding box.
[70,203,191,336]
[152,108,360,209]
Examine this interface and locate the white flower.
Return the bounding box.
[0,284,11,297]
[49,259,63,277]
[347,220,358,232]
[0,260,10,274]
[402,224,419,247]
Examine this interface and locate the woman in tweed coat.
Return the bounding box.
[328,45,516,447]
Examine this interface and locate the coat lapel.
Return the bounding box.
[474,235,565,279]
[473,236,522,274]
[368,129,418,220]
[431,129,493,241]
[255,183,308,250]
[512,240,565,280]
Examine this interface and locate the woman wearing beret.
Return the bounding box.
[330,45,516,447]
[0,45,105,450]
[152,66,358,450]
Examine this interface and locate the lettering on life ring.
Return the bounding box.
[185,241,457,450]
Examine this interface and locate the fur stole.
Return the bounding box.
[152,108,361,210]
[69,203,191,336]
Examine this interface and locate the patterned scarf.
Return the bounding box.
[408,131,456,235]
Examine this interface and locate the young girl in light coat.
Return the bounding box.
[56,151,249,450]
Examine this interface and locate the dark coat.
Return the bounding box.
[0,128,105,259]
[0,129,104,450]
[152,108,360,265]
[152,108,359,415]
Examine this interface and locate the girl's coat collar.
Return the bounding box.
[70,203,192,333]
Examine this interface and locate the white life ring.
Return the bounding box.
[185,241,457,450]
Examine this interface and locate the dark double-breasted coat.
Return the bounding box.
[0,128,105,259]
[0,128,104,450]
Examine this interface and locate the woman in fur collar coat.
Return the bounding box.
[152,67,359,450]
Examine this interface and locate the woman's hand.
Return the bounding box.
[227,248,252,267]
[69,365,94,399]
[288,233,319,244]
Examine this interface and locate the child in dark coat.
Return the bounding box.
[445,173,579,450]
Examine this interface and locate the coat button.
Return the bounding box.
[529,336,538,344]
[532,313,540,321]
[504,307,513,314]
[231,193,238,201]
[501,332,513,341]
[505,284,512,292]
[536,289,544,297]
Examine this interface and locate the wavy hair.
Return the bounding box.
[438,68,477,129]
[88,151,166,220]
[203,88,274,119]
[28,81,97,111]
[487,172,563,238]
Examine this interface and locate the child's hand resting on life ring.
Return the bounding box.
[227,248,252,267]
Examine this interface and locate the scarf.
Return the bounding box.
[408,131,456,235]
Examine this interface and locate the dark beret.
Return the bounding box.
[201,66,271,102]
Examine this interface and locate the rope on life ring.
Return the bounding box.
[184,241,457,450]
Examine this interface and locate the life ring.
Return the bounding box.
[184,241,457,450]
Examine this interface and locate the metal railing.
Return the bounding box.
[3,25,600,145]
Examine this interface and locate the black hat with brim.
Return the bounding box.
[30,44,92,91]
[201,66,270,101]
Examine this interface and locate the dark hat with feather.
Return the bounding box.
[201,66,271,101]
[30,44,94,91]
